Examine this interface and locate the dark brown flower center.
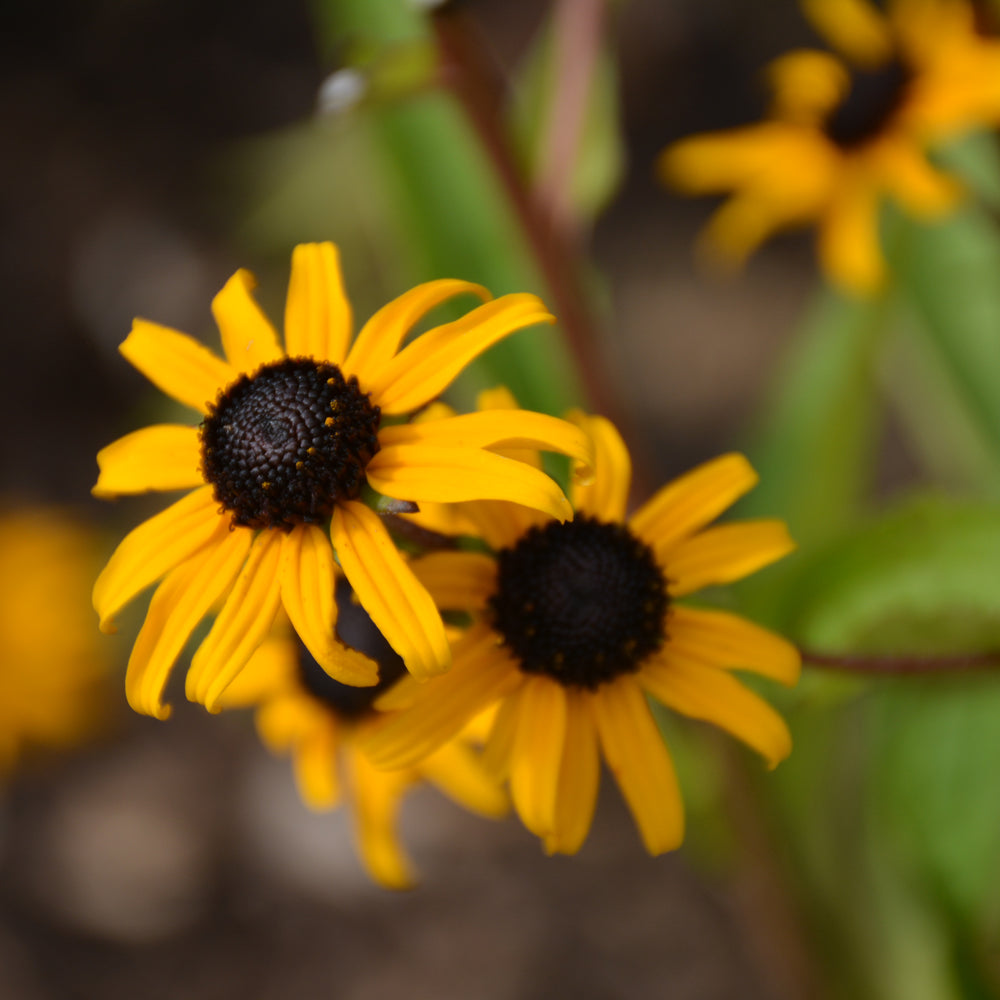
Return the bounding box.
[823,57,911,149]
[297,578,407,719]
[489,516,669,690]
[200,357,381,530]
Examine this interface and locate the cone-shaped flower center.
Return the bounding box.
[201,358,381,530]
[824,57,911,149]
[297,579,407,719]
[489,516,669,689]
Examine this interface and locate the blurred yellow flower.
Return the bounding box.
[0,509,113,774]
[364,406,800,856]
[92,242,593,720]
[661,0,1000,294]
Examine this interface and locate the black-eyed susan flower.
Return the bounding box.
[0,509,113,774]
[661,0,1000,294]
[93,243,593,719]
[363,406,800,855]
[217,579,508,890]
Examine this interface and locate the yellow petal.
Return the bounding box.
[366,446,573,523]
[630,453,759,555]
[410,551,498,612]
[767,50,850,123]
[349,749,416,890]
[211,268,283,372]
[482,691,520,781]
[186,530,284,711]
[93,485,223,633]
[566,412,631,522]
[509,676,568,838]
[418,742,510,818]
[817,171,886,295]
[279,525,378,687]
[284,242,353,365]
[801,0,893,67]
[125,521,252,719]
[217,635,298,709]
[344,279,490,388]
[876,139,963,216]
[331,501,450,680]
[256,694,323,752]
[591,677,684,855]
[120,320,235,414]
[367,294,556,415]
[93,424,203,498]
[666,606,801,685]
[545,689,600,855]
[640,657,792,768]
[293,727,343,810]
[666,519,796,597]
[362,624,521,768]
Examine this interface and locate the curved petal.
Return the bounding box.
[279,525,378,687]
[366,446,573,523]
[362,624,521,769]
[410,551,498,613]
[876,139,963,216]
[640,657,792,768]
[666,519,796,597]
[591,677,684,855]
[186,530,284,712]
[418,742,510,818]
[801,0,892,67]
[211,268,283,372]
[567,412,631,522]
[666,606,801,685]
[509,677,567,839]
[293,727,343,810]
[377,410,594,484]
[630,453,759,555]
[367,294,556,415]
[545,688,600,855]
[216,635,298,709]
[125,520,252,719]
[482,691,520,781]
[121,320,235,414]
[349,749,416,890]
[93,424,202,498]
[93,485,223,634]
[284,242,353,365]
[331,501,450,680]
[344,279,490,387]
[817,172,886,296]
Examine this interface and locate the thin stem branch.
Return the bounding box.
[801,648,1000,675]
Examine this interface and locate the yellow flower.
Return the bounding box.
[0,509,113,774]
[93,243,594,720]
[661,0,1000,294]
[216,586,508,890]
[363,410,800,855]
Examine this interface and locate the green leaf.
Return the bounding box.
[935,131,1000,212]
[786,497,1000,654]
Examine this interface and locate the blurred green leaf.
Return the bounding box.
[786,497,1000,654]
[936,131,1000,212]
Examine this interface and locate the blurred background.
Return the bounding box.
[5,1,1000,997]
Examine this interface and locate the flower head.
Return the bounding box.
[363,407,800,855]
[217,580,508,890]
[93,243,593,719]
[661,0,1000,294]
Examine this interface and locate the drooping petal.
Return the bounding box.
[418,742,510,818]
[509,677,568,838]
[666,520,796,597]
[279,525,378,687]
[630,453,759,555]
[211,268,284,372]
[482,691,520,781]
[331,501,450,680]
[366,294,556,415]
[591,677,684,855]
[93,424,203,498]
[817,171,886,295]
[120,320,236,414]
[344,280,490,387]
[800,0,892,67]
[566,411,631,522]
[665,606,801,685]
[93,485,223,634]
[366,446,573,523]
[186,530,284,712]
[284,242,353,365]
[362,624,521,769]
[410,551,498,613]
[293,727,343,810]
[545,689,601,855]
[125,520,252,719]
[349,749,416,890]
[640,657,792,768]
